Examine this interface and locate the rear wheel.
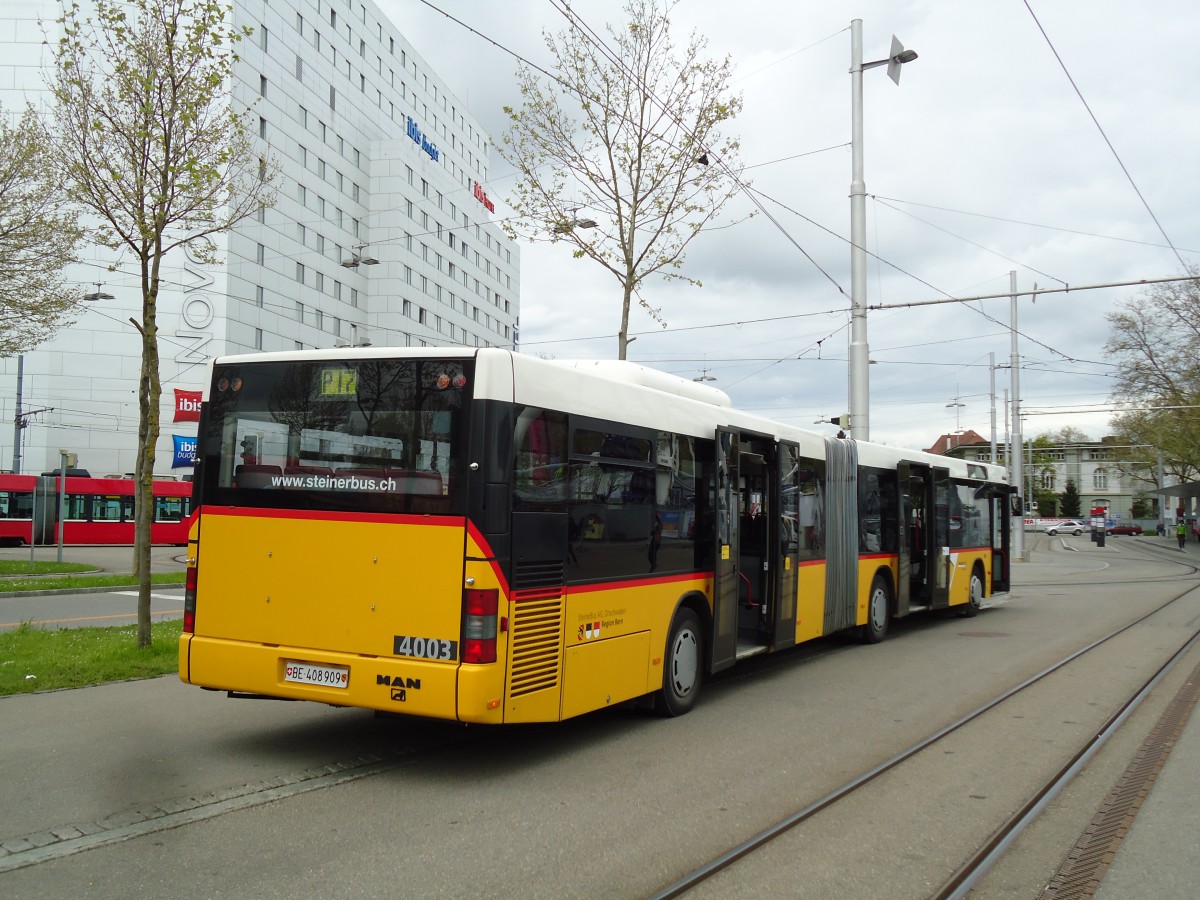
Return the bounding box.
[655,607,703,717]
[959,566,984,618]
[861,575,890,644]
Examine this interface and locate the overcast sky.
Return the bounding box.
[383,0,1198,451]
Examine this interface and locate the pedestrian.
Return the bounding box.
[1177,521,1187,550]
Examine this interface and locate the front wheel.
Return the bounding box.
[861,575,890,644]
[655,607,703,717]
[959,567,984,618]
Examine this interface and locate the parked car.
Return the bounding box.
[1106,524,1144,535]
[1044,519,1087,536]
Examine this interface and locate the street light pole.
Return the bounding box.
[849,19,869,441]
[848,20,917,441]
[11,354,23,474]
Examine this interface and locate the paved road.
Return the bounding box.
[0,545,189,632]
[1,534,1198,898]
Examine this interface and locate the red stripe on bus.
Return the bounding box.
[464,520,510,596]
[202,505,465,528]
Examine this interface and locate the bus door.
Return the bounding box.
[711,428,739,672]
[774,440,800,650]
[980,483,1014,593]
[899,462,935,612]
[931,467,952,609]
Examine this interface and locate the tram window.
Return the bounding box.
[91,496,123,521]
[155,497,187,522]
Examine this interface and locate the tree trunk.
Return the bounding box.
[134,262,161,649]
[618,281,634,361]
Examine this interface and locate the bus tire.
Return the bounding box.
[959,565,984,618]
[861,575,890,644]
[655,607,703,717]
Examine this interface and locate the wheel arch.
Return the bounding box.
[674,589,713,673]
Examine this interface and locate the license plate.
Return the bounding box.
[283,660,349,689]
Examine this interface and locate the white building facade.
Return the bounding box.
[0,0,519,478]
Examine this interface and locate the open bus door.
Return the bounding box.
[774,440,800,650]
[711,428,739,673]
[898,462,947,612]
[980,483,1015,593]
[931,466,952,609]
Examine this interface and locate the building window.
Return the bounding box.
[1094,468,1108,491]
[350,288,358,308]
[296,262,305,283]
[254,327,263,350]
[295,301,304,322]
[259,74,267,97]
[255,285,264,308]
[329,86,336,111]
[295,55,304,79]
[258,116,267,139]
[256,243,265,264]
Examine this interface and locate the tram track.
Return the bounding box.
[650,581,1200,899]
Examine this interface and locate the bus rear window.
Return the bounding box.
[199,358,472,515]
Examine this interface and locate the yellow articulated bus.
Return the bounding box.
[179,348,1013,723]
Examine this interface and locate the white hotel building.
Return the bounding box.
[0,0,520,478]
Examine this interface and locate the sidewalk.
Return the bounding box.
[1022,528,1200,899]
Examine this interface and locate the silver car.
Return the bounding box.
[1044,519,1086,536]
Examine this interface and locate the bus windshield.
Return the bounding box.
[198,357,472,515]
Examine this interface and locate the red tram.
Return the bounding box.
[0,474,193,546]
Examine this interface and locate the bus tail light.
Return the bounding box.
[183,564,198,634]
[462,588,499,663]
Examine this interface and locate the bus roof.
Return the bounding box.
[205,347,1010,485]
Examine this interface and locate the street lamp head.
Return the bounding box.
[341,245,378,268]
[83,282,114,302]
[552,208,598,234]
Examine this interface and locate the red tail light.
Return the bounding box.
[462,588,499,664]
[183,564,198,634]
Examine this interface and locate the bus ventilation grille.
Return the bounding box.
[513,559,565,591]
[508,587,564,698]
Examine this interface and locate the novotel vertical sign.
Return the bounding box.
[406,116,440,162]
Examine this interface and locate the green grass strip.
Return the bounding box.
[0,571,186,593]
[0,619,184,696]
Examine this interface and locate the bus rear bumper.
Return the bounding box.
[179,635,469,721]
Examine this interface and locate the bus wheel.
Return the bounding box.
[861,576,890,644]
[656,607,703,717]
[959,566,984,618]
